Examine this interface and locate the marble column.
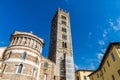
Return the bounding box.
[33,40,36,48]
[10,38,14,46]
[16,37,20,45]
[13,37,17,45]
[20,37,23,45]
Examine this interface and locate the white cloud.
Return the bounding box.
[101,48,106,53]
[109,18,120,31]
[97,53,104,63]
[74,64,79,70]
[98,40,105,45]
[88,32,92,39]
[109,19,114,26]
[89,32,92,35]
[102,29,108,37]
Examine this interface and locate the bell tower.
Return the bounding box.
[49,8,75,80]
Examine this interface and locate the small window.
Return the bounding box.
[61,21,66,25]
[44,62,48,68]
[84,76,87,80]
[17,64,23,73]
[61,15,66,20]
[62,27,67,33]
[107,60,110,67]
[54,76,55,80]
[111,53,115,61]
[97,73,99,78]
[65,42,67,48]
[62,34,67,40]
[77,76,79,80]
[103,67,106,72]
[22,52,27,59]
[118,69,120,76]
[112,75,115,80]
[62,42,67,48]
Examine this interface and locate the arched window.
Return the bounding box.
[17,64,23,73]
[62,42,67,48]
[21,52,27,59]
[64,42,67,48]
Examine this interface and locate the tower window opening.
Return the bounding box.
[17,64,23,73]
[62,42,67,48]
[62,34,67,40]
[61,21,66,25]
[62,27,67,33]
[65,42,67,48]
[61,15,66,20]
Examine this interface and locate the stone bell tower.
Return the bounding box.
[48,8,75,80]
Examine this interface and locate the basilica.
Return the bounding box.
[0,8,75,80]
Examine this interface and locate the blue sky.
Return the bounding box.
[0,0,120,70]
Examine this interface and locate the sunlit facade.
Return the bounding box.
[75,70,93,80]
[89,43,120,80]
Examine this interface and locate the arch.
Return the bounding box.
[17,64,23,73]
[21,52,27,59]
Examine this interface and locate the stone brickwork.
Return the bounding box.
[0,31,45,80]
[40,56,55,80]
[0,8,74,80]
